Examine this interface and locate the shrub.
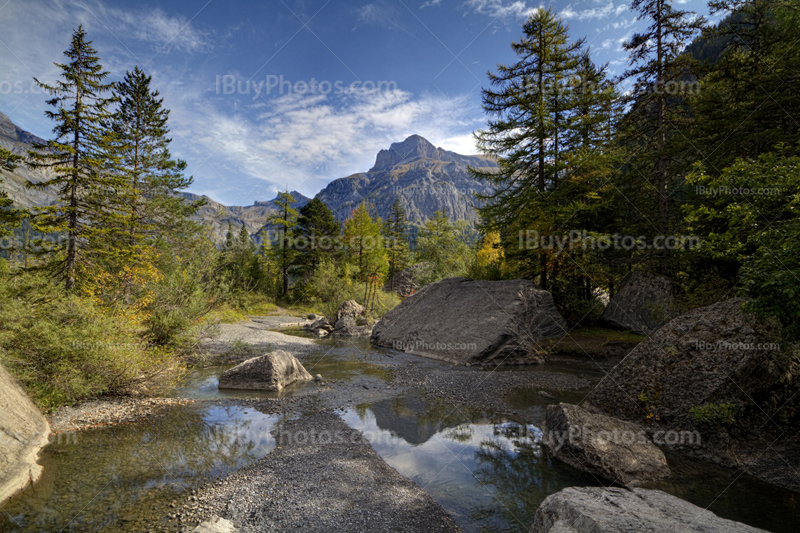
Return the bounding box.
[0,272,181,411]
[689,402,737,426]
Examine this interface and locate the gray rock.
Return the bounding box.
[538,390,556,400]
[218,350,312,392]
[371,277,567,365]
[531,487,766,532]
[334,315,372,337]
[0,363,51,504]
[192,515,236,533]
[541,403,670,486]
[335,300,364,323]
[586,298,797,443]
[314,374,322,382]
[383,262,433,297]
[602,270,673,335]
[304,316,332,332]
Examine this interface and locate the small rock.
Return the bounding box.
[314,374,322,382]
[539,390,556,399]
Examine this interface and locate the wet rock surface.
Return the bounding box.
[175,413,460,533]
[531,486,767,532]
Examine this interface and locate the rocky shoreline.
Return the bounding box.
[48,397,196,433]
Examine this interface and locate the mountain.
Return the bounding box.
[0,112,59,209]
[183,190,310,244]
[315,135,497,223]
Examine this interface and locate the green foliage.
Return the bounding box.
[343,202,388,311]
[0,147,26,240]
[0,271,181,410]
[415,211,474,284]
[690,403,737,426]
[266,191,299,297]
[383,199,411,288]
[292,197,340,280]
[307,258,362,319]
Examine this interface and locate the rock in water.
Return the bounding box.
[371,277,567,365]
[541,403,670,486]
[0,363,51,504]
[192,515,236,533]
[218,351,312,391]
[602,270,673,335]
[531,487,766,532]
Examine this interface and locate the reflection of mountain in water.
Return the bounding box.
[369,395,463,446]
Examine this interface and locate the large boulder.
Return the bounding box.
[383,262,433,297]
[371,277,567,365]
[0,363,51,503]
[218,350,312,391]
[584,298,800,438]
[602,270,673,335]
[541,403,670,486]
[335,300,364,323]
[531,487,766,532]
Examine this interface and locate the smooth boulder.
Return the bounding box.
[0,363,51,503]
[542,403,670,486]
[531,487,766,532]
[602,270,673,335]
[218,350,312,391]
[371,277,567,365]
[335,300,364,323]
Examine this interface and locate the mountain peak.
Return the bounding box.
[370,135,447,171]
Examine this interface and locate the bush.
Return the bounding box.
[689,402,737,426]
[0,272,181,411]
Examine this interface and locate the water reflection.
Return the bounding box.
[0,404,279,533]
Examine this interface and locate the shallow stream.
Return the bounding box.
[1,335,798,532]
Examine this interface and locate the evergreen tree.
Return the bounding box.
[0,148,25,240]
[292,197,339,280]
[619,0,705,275]
[416,210,473,283]
[26,26,120,290]
[110,66,202,253]
[383,198,410,291]
[266,191,298,297]
[343,202,387,308]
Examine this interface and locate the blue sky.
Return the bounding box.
[0,0,712,206]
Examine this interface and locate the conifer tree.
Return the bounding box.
[266,191,298,297]
[110,66,201,253]
[0,148,25,240]
[383,198,410,291]
[27,26,120,290]
[343,202,387,307]
[293,197,339,279]
[620,0,705,275]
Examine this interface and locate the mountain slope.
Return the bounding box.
[315,135,496,223]
[0,112,59,209]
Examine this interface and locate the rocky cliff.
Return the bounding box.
[315,135,496,223]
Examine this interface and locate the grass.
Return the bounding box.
[543,326,646,358]
[568,326,647,343]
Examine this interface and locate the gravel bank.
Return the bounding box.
[172,412,461,532]
[48,397,195,433]
[198,317,317,357]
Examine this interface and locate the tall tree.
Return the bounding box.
[110,66,201,253]
[416,210,473,283]
[620,0,705,275]
[27,26,119,290]
[383,198,410,292]
[266,191,298,297]
[0,147,25,241]
[343,202,387,308]
[473,9,585,290]
[292,197,340,279]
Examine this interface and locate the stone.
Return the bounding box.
[218,351,312,392]
[371,277,567,365]
[314,374,322,382]
[335,300,364,323]
[334,315,372,337]
[541,403,670,486]
[304,316,332,332]
[0,362,50,504]
[586,298,798,446]
[602,270,673,335]
[383,262,433,297]
[531,487,766,532]
[192,515,236,533]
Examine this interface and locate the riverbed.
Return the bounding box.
[1,325,798,532]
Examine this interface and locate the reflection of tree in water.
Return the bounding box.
[471,422,598,532]
[0,405,274,533]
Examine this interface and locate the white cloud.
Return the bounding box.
[421,0,443,8]
[463,0,540,20]
[561,2,627,21]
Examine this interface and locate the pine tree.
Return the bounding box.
[620,0,705,275]
[266,191,298,297]
[416,210,472,283]
[110,66,202,253]
[343,202,387,308]
[383,198,410,292]
[0,147,25,241]
[293,197,340,279]
[27,26,120,290]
